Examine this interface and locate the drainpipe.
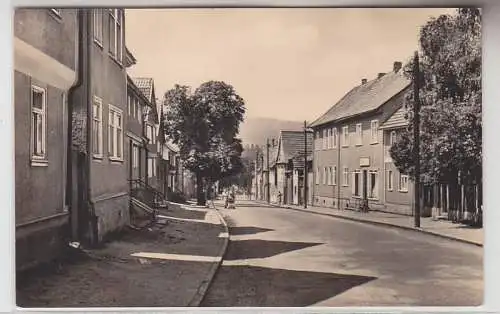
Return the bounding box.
[337,127,341,209]
[84,9,98,246]
[67,9,83,241]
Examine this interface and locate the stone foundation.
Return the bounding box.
[93,193,130,242]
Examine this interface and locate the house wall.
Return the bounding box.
[312,89,406,210]
[14,8,77,269]
[383,129,414,215]
[89,9,129,240]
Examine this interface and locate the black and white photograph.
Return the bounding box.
[13,7,483,308]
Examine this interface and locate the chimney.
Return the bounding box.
[361,78,367,85]
[393,61,402,73]
[378,72,386,79]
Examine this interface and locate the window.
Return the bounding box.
[355,123,363,146]
[315,167,320,184]
[332,128,338,148]
[322,129,327,150]
[315,131,320,151]
[108,105,123,160]
[387,170,394,191]
[138,103,143,123]
[352,170,361,197]
[93,9,103,45]
[132,144,139,169]
[148,158,153,177]
[92,96,103,157]
[371,120,379,144]
[146,124,154,143]
[332,166,337,185]
[342,126,349,147]
[31,85,47,164]
[389,130,397,146]
[327,167,332,185]
[323,167,327,185]
[368,170,378,199]
[127,95,132,116]
[327,128,331,149]
[108,9,123,63]
[343,167,349,186]
[399,174,409,192]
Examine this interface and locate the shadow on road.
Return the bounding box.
[201,265,376,307]
[228,226,274,236]
[159,208,207,220]
[224,239,322,261]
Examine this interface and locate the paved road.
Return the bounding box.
[201,200,483,307]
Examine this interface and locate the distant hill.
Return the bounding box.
[239,117,304,148]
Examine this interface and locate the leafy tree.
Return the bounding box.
[390,8,481,208]
[163,81,246,205]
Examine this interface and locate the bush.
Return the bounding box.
[168,190,187,204]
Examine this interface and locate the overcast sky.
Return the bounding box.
[125,8,455,122]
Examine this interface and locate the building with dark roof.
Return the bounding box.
[309,61,414,214]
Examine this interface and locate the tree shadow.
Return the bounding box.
[159,208,207,220]
[224,239,322,261]
[229,226,274,236]
[201,265,376,307]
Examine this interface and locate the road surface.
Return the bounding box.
[201,200,483,307]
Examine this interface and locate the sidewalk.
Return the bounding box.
[258,201,483,247]
[16,202,229,308]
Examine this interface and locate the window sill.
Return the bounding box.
[387,188,394,192]
[370,141,379,145]
[355,143,363,147]
[93,154,103,161]
[94,39,103,49]
[109,157,124,163]
[108,53,124,68]
[399,189,409,193]
[48,9,62,22]
[342,184,349,187]
[31,159,48,167]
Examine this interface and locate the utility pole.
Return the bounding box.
[303,120,308,208]
[413,51,421,228]
[267,138,270,204]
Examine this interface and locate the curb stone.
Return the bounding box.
[187,201,230,307]
[260,201,483,247]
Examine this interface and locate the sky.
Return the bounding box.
[125,8,455,122]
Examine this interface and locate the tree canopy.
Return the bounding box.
[390,8,481,185]
[163,81,246,205]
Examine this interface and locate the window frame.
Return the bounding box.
[315,167,320,185]
[30,85,48,166]
[108,9,124,64]
[342,167,349,186]
[368,170,379,200]
[352,170,361,197]
[399,174,409,192]
[332,165,337,186]
[389,130,397,146]
[342,126,349,147]
[370,120,379,144]
[93,9,103,47]
[387,170,394,191]
[108,104,124,161]
[332,127,338,149]
[355,123,363,146]
[92,96,104,159]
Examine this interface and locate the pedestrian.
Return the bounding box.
[278,191,282,205]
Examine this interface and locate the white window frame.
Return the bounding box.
[323,167,327,185]
[148,158,154,177]
[342,126,349,147]
[132,143,139,169]
[315,167,320,184]
[108,9,123,64]
[390,130,397,146]
[146,124,154,144]
[368,170,378,200]
[371,120,379,144]
[332,165,337,186]
[387,170,394,191]
[315,131,320,151]
[322,129,327,150]
[327,128,332,149]
[93,9,103,46]
[342,167,349,186]
[332,128,338,149]
[327,167,332,185]
[108,104,123,161]
[355,123,363,146]
[127,95,132,116]
[31,85,47,166]
[92,96,103,158]
[399,174,409,192]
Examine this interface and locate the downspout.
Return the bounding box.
[84,9,98,246]
[337,127,341,209]
[67,9,83,241]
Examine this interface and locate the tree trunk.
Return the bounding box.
[196,172,206,206]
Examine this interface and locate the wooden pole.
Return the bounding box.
[413,51,421,228]
[304,121,308,208]
[267,138,270,203]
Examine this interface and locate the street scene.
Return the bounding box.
[14,7,482,308]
